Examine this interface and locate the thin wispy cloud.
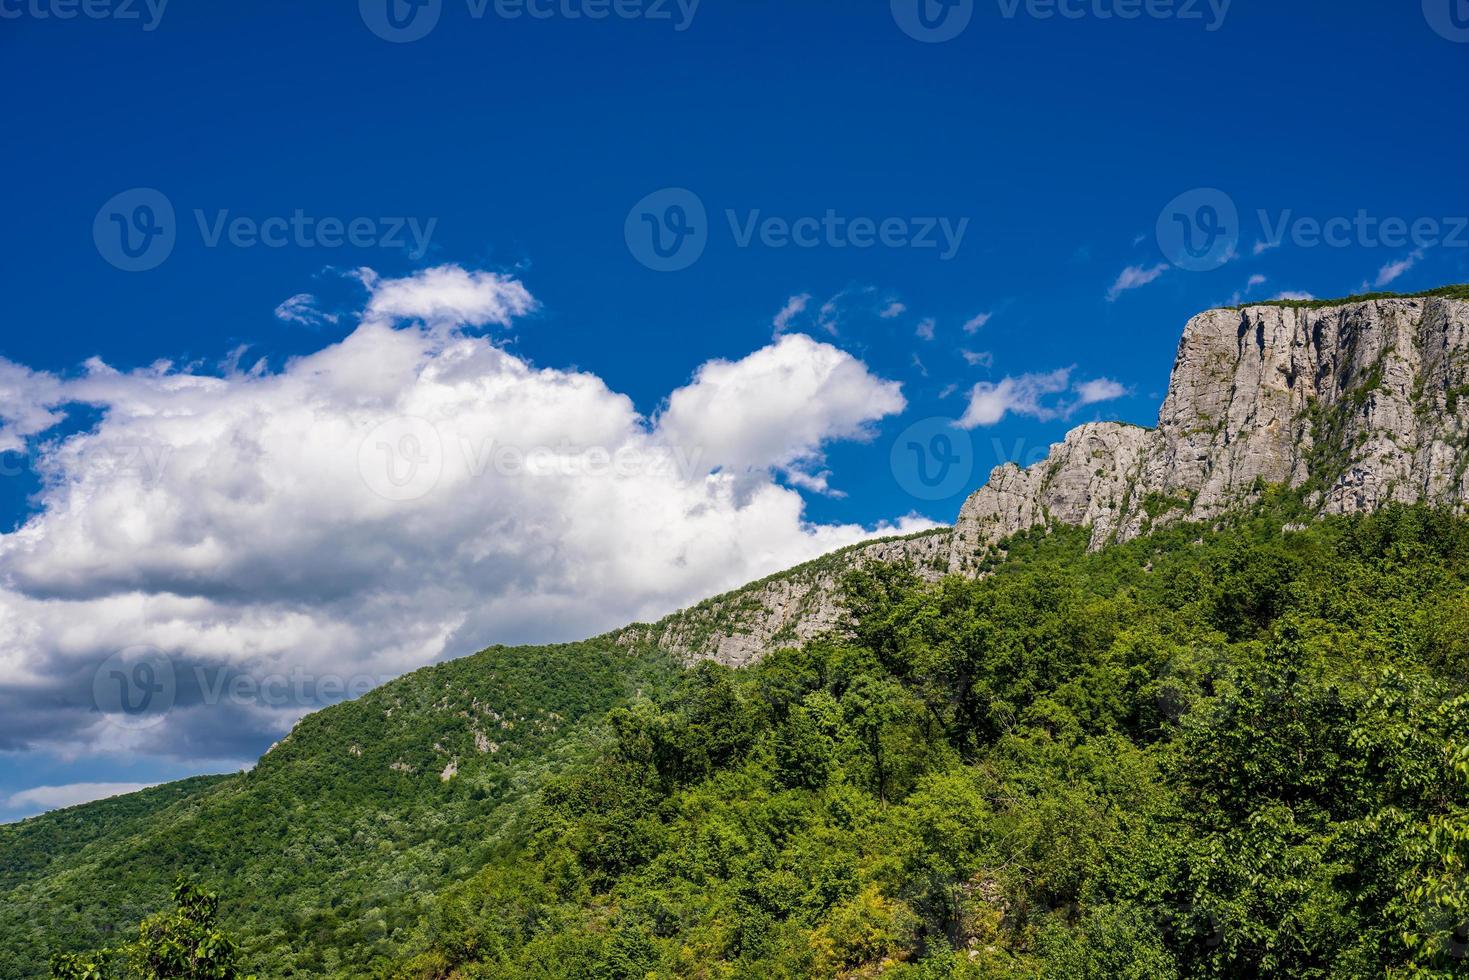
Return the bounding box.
[772,293,812,335]
[1107,262,1169,302]
[1227,273,1271,306]
[915,317,936,341]
[962,312,992,334]
[274,293,339,329]
[1375,248,1425,288]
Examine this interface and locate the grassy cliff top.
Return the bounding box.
[1228,283,1469,311]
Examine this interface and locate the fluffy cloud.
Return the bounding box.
[1106,262,1169,302]
[957,367,1127,428]
[359,266,538,327]
[0,358,68,453]
[0,267,926,768]
[1074,377,1129,405]
[658,333,906,492]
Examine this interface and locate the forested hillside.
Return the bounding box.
[6,500,1469,978]
[383,501,1469,978]
[0,643,678,978]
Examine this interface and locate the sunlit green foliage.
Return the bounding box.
[51,877,255,979]
[388,505,1469,978]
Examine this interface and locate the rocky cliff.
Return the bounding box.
[955,288,1469,553]
[621,287,1469,665]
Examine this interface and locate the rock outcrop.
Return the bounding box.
[954,292,1469,552]
[615,529,953,667]
[622,289,1469,665]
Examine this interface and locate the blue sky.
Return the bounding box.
[1,0,1467,819]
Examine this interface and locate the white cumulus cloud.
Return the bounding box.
[0,266,929,769]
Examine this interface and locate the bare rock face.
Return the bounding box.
[952,294,1469,554]
[949,422,1153,559]
[624,293,1469,666]
[615,530,953,667]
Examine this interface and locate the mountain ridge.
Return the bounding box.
[615,286,1469,666]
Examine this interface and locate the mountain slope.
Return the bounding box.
[383,503,1469,978]
[0,642,677,978]
[612,287,1469,670]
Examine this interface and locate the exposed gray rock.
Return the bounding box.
[622,293,1469,666]
[953,294,1469,552]
[615,530,952,667]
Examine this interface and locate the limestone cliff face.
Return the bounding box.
[953,294,1469,553]
[623,292,1469,665]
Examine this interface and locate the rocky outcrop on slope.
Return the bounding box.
[954,292,1469,552]
[614,529,952,666]
[624,289,1469,666]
